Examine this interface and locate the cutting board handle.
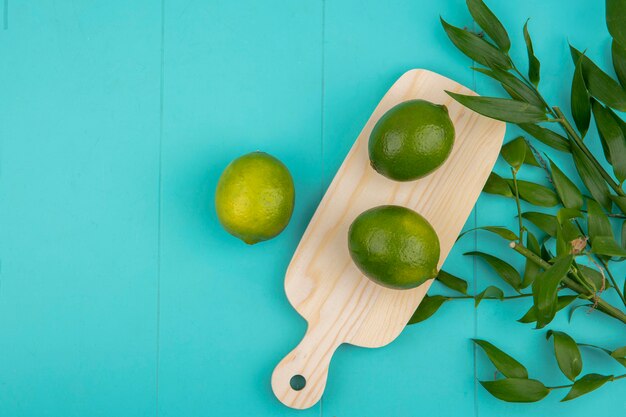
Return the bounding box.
[271,324,342,409]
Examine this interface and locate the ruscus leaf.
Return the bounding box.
[408,295,447,324]
[523,20,541,86]
[607,0,626,48]
[532,254,574,328]
[483,172,513,197]
[446,92,548,124]
[466,0,510,52]
[522,232,542,288]
[441,18,511,69]
[466,251,522,290]
[518,123,570,152]
[475,286,504,306]
[571,46,626,111]
[522,212,558,237]
[458,226,518,242]
[591,236,626,257]
[480,378,549,402]
[518,295,577,323]
[473,339,529,378]
[509,180,559,207]
[572,145,612,210]
[613,40,626,89]
[592,100,626,183]
[546,330,583,381]
[474,68,544,108]
[501,136,527,170]
[549,159,583,209]
[436,270,468,295]
[561,374,613,401]
[571,53,591,137]
[587,199,612,241]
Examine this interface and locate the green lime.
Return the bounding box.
[368,99,455,181]
[215,151,295,244]
[348,205,440,289]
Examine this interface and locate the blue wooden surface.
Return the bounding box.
[0,1,624,416]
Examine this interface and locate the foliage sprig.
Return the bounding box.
[410,0,626,403]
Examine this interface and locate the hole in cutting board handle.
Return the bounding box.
[290,374,306,391]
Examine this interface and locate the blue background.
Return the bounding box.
[1,0,625,416]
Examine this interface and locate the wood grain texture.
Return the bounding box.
[272,69,505,409]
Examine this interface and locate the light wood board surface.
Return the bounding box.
[272,69,506,409]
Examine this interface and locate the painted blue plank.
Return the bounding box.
[320,1,479,416]
[475,0,626,415]
[157,1,323,416]
[0,1,162,416]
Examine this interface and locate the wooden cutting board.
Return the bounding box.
[271,69,506,409]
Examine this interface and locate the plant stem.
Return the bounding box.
[552,106,625,197]
[509,242,626,324]
[507,65,624,199]
[510,167,525,243]
[580,210,626,219]
[548,374,626,390]
[446,293,532,300]
[598,257,626,307]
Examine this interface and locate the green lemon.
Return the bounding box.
[215,151,295,244]
[348,205,440,289]
[368,99,455,181]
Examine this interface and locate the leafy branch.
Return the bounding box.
[409,0,626,404]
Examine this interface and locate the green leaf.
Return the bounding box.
[474,68,544,108]
[509,180,559,207]
[578,265,609,292]
[561,374,613,402]
[587,199,612,241]
[592,101,626,183]
[610,195,626,214]
[523,144,541,167]
[523,20,541,86]
[436,270,468,294]
[441,18,511,69]
[446,92,548,124]
[522,232,542,288]
[611,346,626,367]
[483,172,513,197]
[522,212,558,237]
[466,0,510,52]
[501,136,527,170]
[569,303,593,322]
[473,339,528,378]
[622,220,626,248]
[555,210,583,256]
[607,0,626,48]
[518,295,577,323]
[571,46,626,111]
[475,285,504,307]
[546,330,582,381]
[518,124,570,152]
[408,295,447,324]
[549,159,583,209]
[556,207,583,223]
[572,145,612,210]
[480,378,549,403]
[459,226,518,241]
[466,251,522,290]
[591,236,626,257]
[532,254,574,328]
[571,53,591,137]
[613,40,626,89]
